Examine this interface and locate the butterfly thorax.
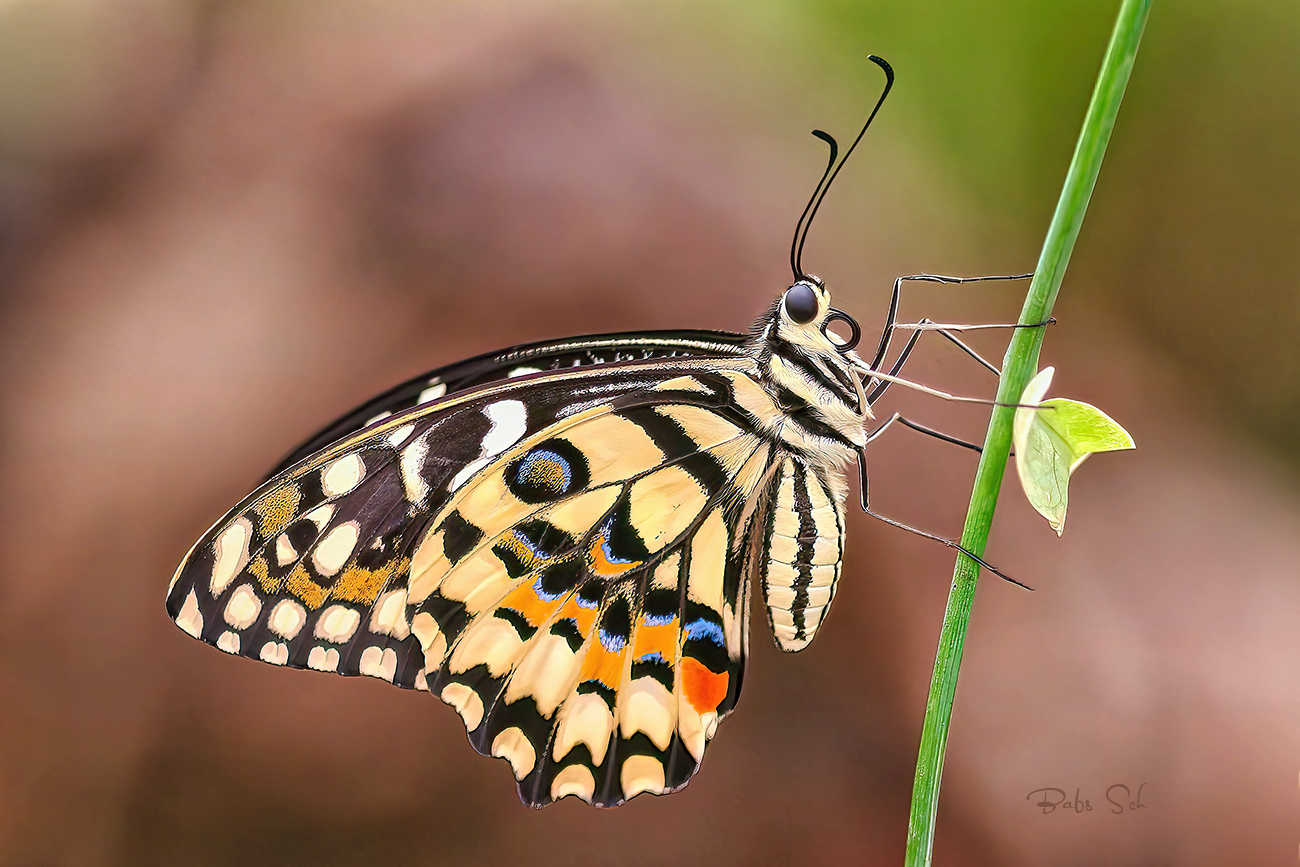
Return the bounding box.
[744,280,871,473]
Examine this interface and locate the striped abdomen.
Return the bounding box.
[758,457,846,652]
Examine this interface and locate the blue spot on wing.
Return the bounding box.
[598,628,627,652]
[684,618,726,646]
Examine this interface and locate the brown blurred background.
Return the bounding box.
[1,1,1298,864]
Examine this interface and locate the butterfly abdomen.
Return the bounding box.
[758,457,846,653]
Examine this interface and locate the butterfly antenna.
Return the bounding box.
[790,131,839,280]
[792,54,895,280]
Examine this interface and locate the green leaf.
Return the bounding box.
[1013,367,1135,535]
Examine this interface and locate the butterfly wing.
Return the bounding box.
[168,357,783,805]
[267,330,747,478]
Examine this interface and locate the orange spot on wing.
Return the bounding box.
[579,640,626,689]
[681,657,728,714]
[632,620,678,661]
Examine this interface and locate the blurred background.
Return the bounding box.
[1,0,1298,864]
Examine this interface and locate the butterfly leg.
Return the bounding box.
[855,448,1032,590]
[865,411,983,452]
[866,272,1033,373]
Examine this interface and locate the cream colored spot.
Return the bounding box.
[274,533,298,567]
[653,375,712,394]
[619,679,676,750]
[386,424,414,449]
[677,702,709,763]
[553,693,614,766]
[223,584,262,629]
[359,646,398,682]
[313,522,359,577]
[507,366,541,377]
[503,633,581,717]
[321,454,365,498]
[210,518,252,595]
[621,754,667,799]
[441,682,484,731]
[492,727,537,779]
[686,510,728,609]
[176,590,203,637]
[366,411,393,426]
[216,630,240,654]
[627,465,709,550]
[418,382,447,403]
[302,504,335,529]
[414,670,429,691]
[370,589,410,639]
[411,612,448,669]
[259,641,289,665]
[315,605,361,643]
[307,646,340,672]
[449,616,524,677]
[550,765,595,803]
[268,599,307,640]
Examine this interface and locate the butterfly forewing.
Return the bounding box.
[267,331,747,478]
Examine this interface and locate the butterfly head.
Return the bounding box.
[768,276,864,363]
[748,276,873,459]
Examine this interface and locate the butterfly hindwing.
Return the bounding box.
[403,373,778,806]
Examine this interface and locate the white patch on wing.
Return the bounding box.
[313,522,359,577]
[210,518,252,596]
[315,605,361,643]
[400,434,431,504]
[274,533,298,567]
[507,366,541,377]
[360,646,398,681]
[370,589,410,639]
[302,504,335,529]
[216,630,240,654]
[259,641,289,665]
[321,454,365,497]
[418,382,447,403]
[223,584,262,629]
[176,589,203,637]
[450,399,529,491]
[308,646,340,672]
[386,423,414,449]
[268,599,307,639]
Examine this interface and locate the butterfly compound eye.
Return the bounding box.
[783,283,819,324]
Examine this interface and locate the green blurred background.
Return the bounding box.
[2,1,1298,865]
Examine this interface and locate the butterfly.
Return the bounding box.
[167,57,911,808]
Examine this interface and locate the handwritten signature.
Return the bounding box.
[1026,784,1148,815]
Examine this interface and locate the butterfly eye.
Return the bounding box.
[783,283,820,324]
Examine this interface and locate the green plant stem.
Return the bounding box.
[903,1,1152,864]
